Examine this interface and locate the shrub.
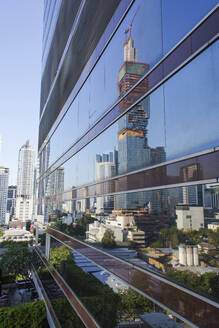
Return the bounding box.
[0,301,48,328]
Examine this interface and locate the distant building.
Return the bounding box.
[0,167,9,225]
[176,205,204,231]
[46,167,64,215]
[0,228,33,242]
[207,222,219,232]
[95,151,117,213]
[7,185,16,219]
[15,140,35,221]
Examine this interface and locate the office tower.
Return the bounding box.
[46,167,64,215]
[0,167,9,224]
[36,1,219,327]
[16,140,35,221]
[7,185,16,219]
[95,151,117,213]
[118,34,150,175]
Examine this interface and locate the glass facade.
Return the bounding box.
[37,1,219,327]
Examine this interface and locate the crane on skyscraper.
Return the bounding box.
[124,6,140,39]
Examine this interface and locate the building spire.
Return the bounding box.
[123,6,140,62]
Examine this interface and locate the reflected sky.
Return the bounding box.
[38,1,219,204]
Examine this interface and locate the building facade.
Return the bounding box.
[36,1,219,327]
[16,140,35,221]
[0,167,9,225]
[7,185,17,219]
[176,205,204,231]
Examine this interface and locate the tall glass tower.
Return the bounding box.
[16,140,35,221]
[0,167,9,224]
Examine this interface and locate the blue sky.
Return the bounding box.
[0,0,43,184]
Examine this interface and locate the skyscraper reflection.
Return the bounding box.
[117,22,165,210]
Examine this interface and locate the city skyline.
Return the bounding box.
[0,1,218,328]
[0,1,43,184]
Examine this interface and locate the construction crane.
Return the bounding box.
[124,6,140,39]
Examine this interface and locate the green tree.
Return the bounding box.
[50,245,120,327]
[151,240,163,248]
[0,229,3,237]
[118,288,156,321]
[208,229,219,247]
[101,229,116,249]
[0,240,28,248]
[49,245,72,269]
[39,233,46,246]
[0,245,32,278]
[0,301,48,328]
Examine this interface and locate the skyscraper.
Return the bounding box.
[16,140,35,221]
[0,167,9,225]
[46,167,64,216]
[7,185,17,219]
[36,1,219,327]
[118,31,150,175]
[95,151,117,213]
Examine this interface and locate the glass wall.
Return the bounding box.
[39,0,218,171]
[47,237,174,327]
[33,251,86,328]
[43,182,219,304]
[39,41,219,192]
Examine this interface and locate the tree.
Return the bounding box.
[39,233,46,246]
[49,245,120,327]
[151,240,163,248]
[0,229,3,237]
[0,240,28,248]
[118,288,156,321]
[208,229,219,247]
[0,245,32,278]
[49,245,72,269]
[0,301,48,328]
[101,229,116,249]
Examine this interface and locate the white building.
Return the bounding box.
[208,222,219,232]
[176,205,204,231]
[15,140,35,222]
[87,220,126,243]
[95,151,117,213]
[0,228,33,242]
[106,215,135,229]
[0,167,9,225]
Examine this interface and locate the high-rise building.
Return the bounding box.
[46,167,64,215]
[0,167,9,225]
[35,1,219,327]
[118,33,150,175]
[95,151,117,213]
[7,185,16,219]
[16,140,35,221]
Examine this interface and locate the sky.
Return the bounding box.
[0,0,43,184]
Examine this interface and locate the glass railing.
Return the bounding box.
[32,250,86,328]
